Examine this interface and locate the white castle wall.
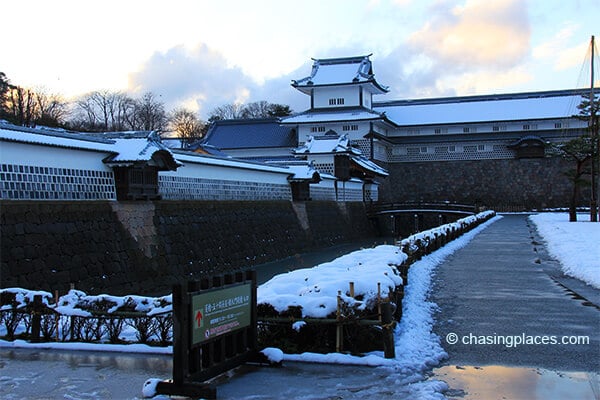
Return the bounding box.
[0,128,375,202]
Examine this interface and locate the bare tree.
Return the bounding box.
[34,88,69,127]
[6,85,37,126]
[73,90,135,131]
[169,108,206,148]
[0,72,10,120]
[132,92,167,132]
[241,100,271,118]
[208,100,292,122]
[208,103,246,122]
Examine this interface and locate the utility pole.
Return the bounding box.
[589,35,598,222]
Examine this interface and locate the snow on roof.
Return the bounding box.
[294,132,360,155]
[0,124,169,160]
[281,108,386,124]
[375,89,587,126]
[0,122,294,176]
[106,134,178,165]
[291,55,389,94]
[0,124,115,153]
[351,156,388,177]
[285,163,321,182]
[171,149,294,175]
[85,131,155,139]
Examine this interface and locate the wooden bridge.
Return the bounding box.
[368,202,478,237]
[369,202,477,217]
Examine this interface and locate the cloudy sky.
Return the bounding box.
[2,0,598,119]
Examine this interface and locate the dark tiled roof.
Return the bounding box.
[200,118,297,150]
[189,143,232,157]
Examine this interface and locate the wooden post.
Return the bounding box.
[336,290,343,353]
[381,302,395,359]
[55,290,59,342]
[172,284,186,385]
[377,283,382,321]
[349,282,355,298]
[30,294,42,343]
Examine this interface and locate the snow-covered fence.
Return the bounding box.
[0,288,172,345]
[396,210,496,283]
[255,210,496,355]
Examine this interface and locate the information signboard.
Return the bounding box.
[191,283,252,345]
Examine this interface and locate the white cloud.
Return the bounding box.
[533,24,590,72]
[408,0,530,69]
[128,43,313,119]
[437,67,532,94]
[4,0,596,116]
[128,44,253,117]
[368,0,536,97]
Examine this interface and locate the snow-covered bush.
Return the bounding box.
[0,288,173,344]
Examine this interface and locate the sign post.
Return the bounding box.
[191,283,252,345]
[157,270,266,399]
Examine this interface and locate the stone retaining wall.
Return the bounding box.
[380,157,588,209]
[0,201,378,296]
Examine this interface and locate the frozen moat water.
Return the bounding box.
[2,348,598,399]
[0,347,446,399]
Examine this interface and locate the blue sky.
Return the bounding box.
[2,0,598,118]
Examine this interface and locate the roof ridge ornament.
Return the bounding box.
[291,53,389,93]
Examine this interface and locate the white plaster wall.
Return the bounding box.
[0,141,113,172]
[160,160,291,185]
[313,86,359,109]
[362,87,372,109]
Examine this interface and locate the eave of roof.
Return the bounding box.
[171,149,294,175]
[374,88,592,126]
[351,156,389,177]
[0,124,116,153]
[281,107,392,125]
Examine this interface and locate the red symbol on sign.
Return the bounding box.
[195,310,203,328]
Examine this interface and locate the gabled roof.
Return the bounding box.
[285,162,321,183]
[190,143,232,158]
[374,89,590,127]
[507,135,546,148]
[291,55,389,94]
[281,107,392,125]
[103,132,181,170]
[294,131,361,155]
[198,118,297,150]
[293,129,389,178]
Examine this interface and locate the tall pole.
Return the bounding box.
[590,35,598,222]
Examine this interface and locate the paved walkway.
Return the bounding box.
[432,214,600,372]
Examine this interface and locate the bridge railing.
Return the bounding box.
[369,201,477,215]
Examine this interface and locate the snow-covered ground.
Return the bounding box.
[529,213,600,289]
[258,244,405,319]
